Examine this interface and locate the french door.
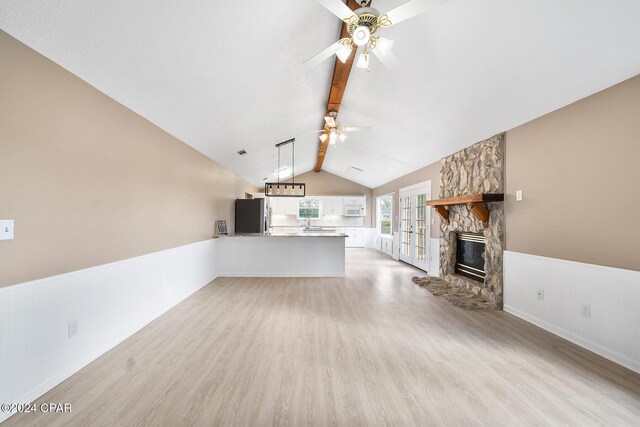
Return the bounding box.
[399,182,431,271]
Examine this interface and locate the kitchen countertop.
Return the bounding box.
[228,232,348,238]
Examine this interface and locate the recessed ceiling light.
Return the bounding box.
[237,149,247,156]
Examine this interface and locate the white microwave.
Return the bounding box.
[343,205,365,216]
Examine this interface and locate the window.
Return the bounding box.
[377,195,393,235]
[298,199,321,219]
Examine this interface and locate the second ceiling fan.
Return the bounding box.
[305,0,444,70]
[311,113,370,146]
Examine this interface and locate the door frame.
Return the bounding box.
[398,181,431,272]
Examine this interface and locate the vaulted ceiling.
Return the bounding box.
[1,0,640,188]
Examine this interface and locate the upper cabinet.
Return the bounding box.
[269,195,365,218]
[344,196,365,207]
[321,196,343,216]
[269,197,298,215]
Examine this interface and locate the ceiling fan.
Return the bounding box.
[305,0,443,70]
[310,112,371,146]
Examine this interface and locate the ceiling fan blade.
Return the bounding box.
[371,47,400,68]
[324,116,336,127]
[381,0,446,26]
[316,0,358,21]
[303,41,343,69]
[297,130,326,136]
[344,127,372,132]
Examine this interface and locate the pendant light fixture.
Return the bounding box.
[264,138,306,197]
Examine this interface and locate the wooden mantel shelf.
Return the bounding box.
[426,193,504,228]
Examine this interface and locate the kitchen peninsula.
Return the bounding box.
[215,231,347,277]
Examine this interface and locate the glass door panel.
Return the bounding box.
[399,195,412,262]
[413,192,428,270]
[398,183,431,271]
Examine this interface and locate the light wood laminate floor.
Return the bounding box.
[6,249,640,426]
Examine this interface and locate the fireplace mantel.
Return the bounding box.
[426,193,504,228]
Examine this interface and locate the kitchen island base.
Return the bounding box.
[216,234,346,277]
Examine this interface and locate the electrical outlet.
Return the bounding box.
[581,304,591,318]
[536,289,544,300]
[68,320,78,338]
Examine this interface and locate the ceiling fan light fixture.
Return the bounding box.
[375,36,394,56]
[319,133,328,142]
[336,44,353,63]
[352,25,371,47]
[339,133,347,142]
[356,51,370,69]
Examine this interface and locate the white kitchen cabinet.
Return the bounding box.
[267,197,282,214]
[286,199,300,215]
[269,197,298,215]
[343,196,365,207]
[322,196,343,215]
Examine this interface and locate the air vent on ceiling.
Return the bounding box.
[237,149,247,156]
[348,166,364,174]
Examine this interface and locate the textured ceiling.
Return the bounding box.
[1,0,640,188]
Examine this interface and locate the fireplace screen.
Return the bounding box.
[455,232,486,282]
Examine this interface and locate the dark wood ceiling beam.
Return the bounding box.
[315,0,362,172]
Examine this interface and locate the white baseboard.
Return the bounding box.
[0,239,217,423]
[504,250,640,374]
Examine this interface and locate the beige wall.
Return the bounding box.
[372,162,441,238]
[506,74,640,271]
[280,170,374,227]
[0,31,256,287]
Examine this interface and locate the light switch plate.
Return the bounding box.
[0,220,14,240]
[516,190,523,202]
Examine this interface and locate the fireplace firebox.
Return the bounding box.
[455,232,486,282]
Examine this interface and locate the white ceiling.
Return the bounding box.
[1,0,640,188]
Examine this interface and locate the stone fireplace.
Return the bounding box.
[438,133,505,308]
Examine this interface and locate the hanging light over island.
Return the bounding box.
[264,138,306,197]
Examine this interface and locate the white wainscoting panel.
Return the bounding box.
[392,233,400,260]
[504,251,640,373]
[429,238,440,276]
[0,239,217,423]
[364,228,376,249]
[216,236,345,277]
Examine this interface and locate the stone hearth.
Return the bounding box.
[412,277,497,310]
[438,133,505,308]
